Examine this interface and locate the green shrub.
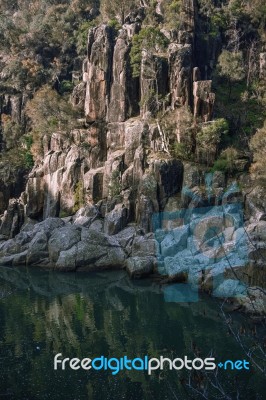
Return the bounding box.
[59,80,74,94]
[211,158,230,173]
[73,181,85,213]
[107,19,121,32]
[211,147,239,174]
[108,170,121,197]
[171,142,192,161]
[130,27,169,78]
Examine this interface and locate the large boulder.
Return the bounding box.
[26,231,49,266]
[48,225,81,262]
[126,256,155,278]
[104,204,128,235]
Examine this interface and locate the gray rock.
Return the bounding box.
[114,226,137,253]
[161,225,189,257]
[85,25,113,121]
[126,256,155,278]
[132,236,157,257]
[55,246,78,271]
[104,204,128,235]
[213,279,247,298]
[89,219,104,232]
[32,218,65,237]
[48,225,81,262]
[26,231,49,265]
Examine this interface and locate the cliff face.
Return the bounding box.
[0,0,265,311]
[20,1,216,225]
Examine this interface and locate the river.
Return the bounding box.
[0,267,264,399]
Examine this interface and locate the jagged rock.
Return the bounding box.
[131,236,157,257]
[84,25,114,122]
[160,225,189,257]
[12,251,28,266]
[48,225,81,262]
[193,80,215,122]
[0,199,24,239]
[107,123,125,153]
[140,51,168,117]
[168,44,192,107]
[84,167,105,203]
[26,231,49,265]
[104,204,128,235]
[213,279,247,298]
[71,82,86,109]
[73,204,99,226]
[114,226,137,253]
[151,159,183,208]
[32,218,65,237]
[89,219,104,232]
[122,165,134,190]
[26,176,45,219]
[245,185,266,222]
[126,256,155,278]
[55,245,78,271]
[212,171,225,189]
[108,30,138,122]
[124,120,146,166]
[73,228,126,269]
[182,163,204,188]
[136,194,157,233]
[236,287,266,315]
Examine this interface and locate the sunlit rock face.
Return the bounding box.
[0,0,265,295]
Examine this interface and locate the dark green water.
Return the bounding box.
[0,267,265,400]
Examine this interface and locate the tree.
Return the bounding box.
[196,118,229,165]
[250,120,266,183]
[130,27,169,78]
[100,0,137,24]
[25,85,77,160]
[217,50,245,99]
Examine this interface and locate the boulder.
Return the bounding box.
[26,231,49,265]
[160,225,189,257]
[126,256,155,278]
[131,236,157,257]
[48,225,81,262]
[104,204,128,235]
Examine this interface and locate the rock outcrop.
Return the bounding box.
[0,0,264,312]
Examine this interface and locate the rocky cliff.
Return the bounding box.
[0,0,265,313]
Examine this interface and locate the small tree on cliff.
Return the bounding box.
[100,0,138,24]
[250,120,266,183]
[26,85,76,160]
[217,50,245,99]
[130,27,169,78]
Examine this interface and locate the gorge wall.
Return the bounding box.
[0,0,265,313]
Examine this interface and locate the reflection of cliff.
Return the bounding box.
[0,266,264,399]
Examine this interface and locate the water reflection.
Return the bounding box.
[0,267,264,399]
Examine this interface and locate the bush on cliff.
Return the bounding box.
[130,27,169,78]
[25,85,77,160]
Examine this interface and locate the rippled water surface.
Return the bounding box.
[0,267,265,400]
